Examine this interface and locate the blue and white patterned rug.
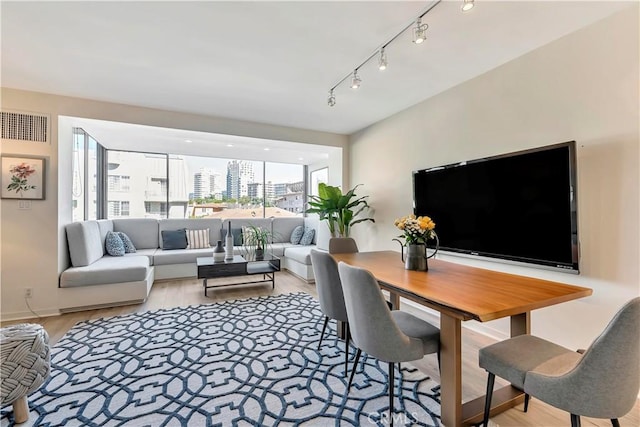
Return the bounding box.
[1,293,441,426]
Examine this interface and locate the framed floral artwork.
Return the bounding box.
[1,155,46,200]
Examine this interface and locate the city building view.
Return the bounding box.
[71,129,305,221]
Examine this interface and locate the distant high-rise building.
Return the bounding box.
[194,168,221,199]
[226,160,254,199]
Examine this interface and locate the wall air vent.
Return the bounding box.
[1,110,50,143]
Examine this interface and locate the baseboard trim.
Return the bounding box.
[59,299,146,314]
[1,308,61,322]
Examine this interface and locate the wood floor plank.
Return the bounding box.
[2,271,638,426]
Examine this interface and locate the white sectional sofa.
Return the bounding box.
[59,216,325,312]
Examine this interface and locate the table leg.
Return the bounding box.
[510,312,530,336]
[203,278,208,297]
[388,291,400,310]
[440,313,462,427]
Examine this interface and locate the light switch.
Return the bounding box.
[18,200,32,210]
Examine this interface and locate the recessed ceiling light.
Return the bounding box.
[226,144,233,147]
[264,148,270,151]
[298,157,304,161]
[185,139,192,143]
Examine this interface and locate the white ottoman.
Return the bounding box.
[0,324,50,424]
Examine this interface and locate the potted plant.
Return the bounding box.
[306,183,375,238]
[242,224,274,260]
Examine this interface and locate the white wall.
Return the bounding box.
[1,91,348,320]
[349,7,639,349]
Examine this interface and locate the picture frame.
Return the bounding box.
[1,155,46,200]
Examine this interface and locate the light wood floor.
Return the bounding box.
[4,271,639,427]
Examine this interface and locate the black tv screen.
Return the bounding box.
[413,141,578,272]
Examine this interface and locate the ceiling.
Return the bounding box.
[1,1,632,160]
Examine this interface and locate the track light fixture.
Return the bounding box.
[327,0,474,107]
[327,89,336,107]
[412,18,429,44]
[461,0,474,12]
[378,48,388,71]
[351,70,361,89]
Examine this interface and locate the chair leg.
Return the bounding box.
[611,419,620,427]
[347,348,362,390]
[318,316,329,350]
[482,372,495,427]
[524,393,530,412]
[389,361,395,427]
[437,344,442,375]
[344,323,350,377]
[570,414,581,427]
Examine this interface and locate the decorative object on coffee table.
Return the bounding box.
[224,221,234,260]
[213,240,225,262]
[0,323,51,424]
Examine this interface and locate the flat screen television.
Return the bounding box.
[413,141,579,272]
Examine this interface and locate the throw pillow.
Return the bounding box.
[220,228,243,246]
[105,231,125,256]
[117,232,137,253]
[290,225,304,245]
[299,228,315,246]
[187,228,210,249]
[161,229,188,250]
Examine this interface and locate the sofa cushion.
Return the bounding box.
[223,218,272,242]
[124,249,156,265]
[220,228,244,246]
[118,232,137,253]
[270,242,296,257]
[60,256,150,288]
[105,231,126,256]
[96,220,114,248]
[161,229,188,250]
[153,248,215,266]
[300,228,315,246]
[66,221,104,267]
[158,218,222,249]
[113,218,159,250]
[284,246,315,265]
[290,225,304,245]
[273,217,304,244]
[186,229,210,249]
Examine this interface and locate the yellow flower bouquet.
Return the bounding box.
[394,214,436,245]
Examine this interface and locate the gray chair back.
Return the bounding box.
[310,250,348,323]
[328,237,358,254]
[338,262,424,362]
[525,297,640,419]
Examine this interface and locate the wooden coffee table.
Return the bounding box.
[196,254,280,296]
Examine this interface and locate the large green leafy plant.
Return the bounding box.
[306,183,374,237]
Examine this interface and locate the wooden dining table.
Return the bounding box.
[330,251,592,427]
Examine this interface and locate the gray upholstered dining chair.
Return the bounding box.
[328,237,359,254]
[479,297,640,427]
[338,262,440,425]
[310,249,351,376]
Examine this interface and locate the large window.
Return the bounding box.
[73,137,306,219]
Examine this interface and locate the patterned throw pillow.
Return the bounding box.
[290,225,304,245]
[187,229,210,249]
[161,229,188,250]
[105,231,125,256]
[117,232,136,253]
[299,228,315,246]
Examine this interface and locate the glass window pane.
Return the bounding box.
[107,151,168,219]
[72,130,85,222]
[265,162,304,217]
[310,167,328,197]
[87,135,98,219]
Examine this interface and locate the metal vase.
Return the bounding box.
[405,244,428,271]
